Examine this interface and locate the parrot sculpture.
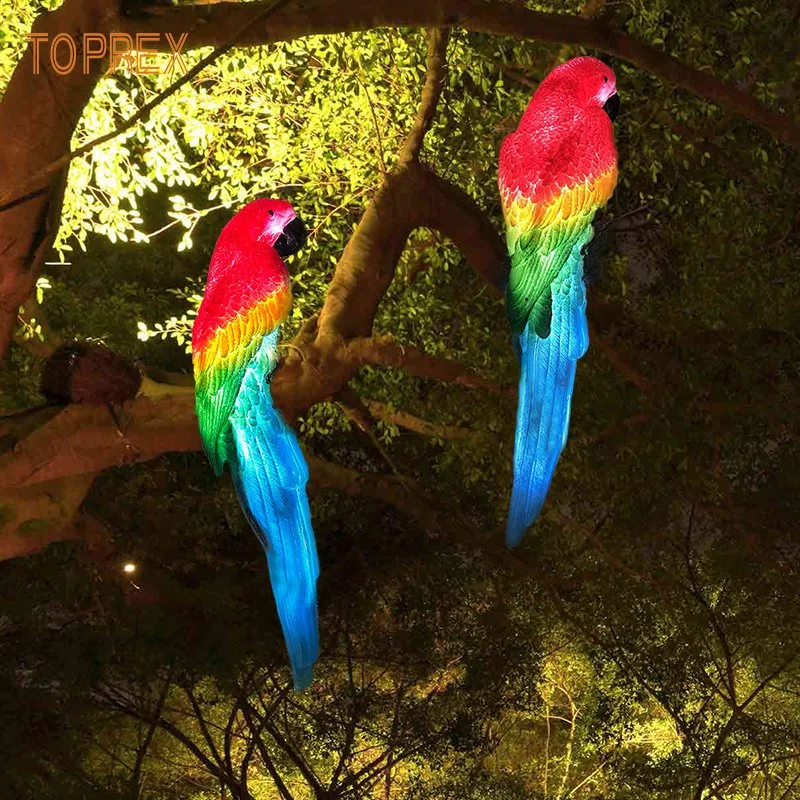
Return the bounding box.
[498,57,620,547]
[192,199,319,689]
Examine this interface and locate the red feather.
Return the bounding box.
[499,56,618,203]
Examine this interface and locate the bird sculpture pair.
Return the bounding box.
[191,57,620,690]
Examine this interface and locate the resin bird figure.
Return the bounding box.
[192,198,319,689]
[498,57,620,547]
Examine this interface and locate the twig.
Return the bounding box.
[354,67,388,178]
[334,386,404,477]
[364,400,474,440]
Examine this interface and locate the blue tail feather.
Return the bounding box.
[505,257,589,548]
[227,336,319,690]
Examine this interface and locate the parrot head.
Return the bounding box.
[221,198,308,259]
[522,56,620,127]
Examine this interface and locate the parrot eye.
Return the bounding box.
[603,76,608,82]
[268,210,275,217]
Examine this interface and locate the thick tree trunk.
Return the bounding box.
[0,0,123,355]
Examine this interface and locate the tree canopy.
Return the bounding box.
[0,0,798,798]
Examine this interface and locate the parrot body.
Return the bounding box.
[192,199,319,689]
[498,57,619,547]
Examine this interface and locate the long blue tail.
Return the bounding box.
[227,347,319,689]
[505,257,589,548]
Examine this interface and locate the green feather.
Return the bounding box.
[195,333,266,475]
[507,217,595,338]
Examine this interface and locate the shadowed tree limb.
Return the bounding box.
[306,453,447,536]
[363,400,474,440]
[345,335,514,397]
[310,454,601,590]
[334,385,405,477]
[587,319,656,394]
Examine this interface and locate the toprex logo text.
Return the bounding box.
[26,33,188,76]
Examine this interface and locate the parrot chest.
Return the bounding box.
[498,116,617,338]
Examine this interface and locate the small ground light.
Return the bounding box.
[122,562,137,574]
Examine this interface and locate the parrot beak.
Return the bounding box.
[602,93,620,123]
[274,216,308,258]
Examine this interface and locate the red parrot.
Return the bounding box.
[498,57,620,546]
[192,199,319,689]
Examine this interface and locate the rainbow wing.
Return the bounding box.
[500,133,618,337]
[192,247,292,475]
[499,122,618,546]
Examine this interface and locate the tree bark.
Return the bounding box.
[0,0,120,357]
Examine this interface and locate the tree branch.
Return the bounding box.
[130,672,173,799]
[364,400,474,440]
[398,27,451,165]
[587,319,656,395]
[0,473,95,560]
[345,335,514,397]
[239,701,296,800]
[119,0,800,148]
[306,453,447,535]
[0,393,200,489]
[310,452,593,589]
[334,386,405,476]
[96,686,256,800]
[182,685,228,777]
